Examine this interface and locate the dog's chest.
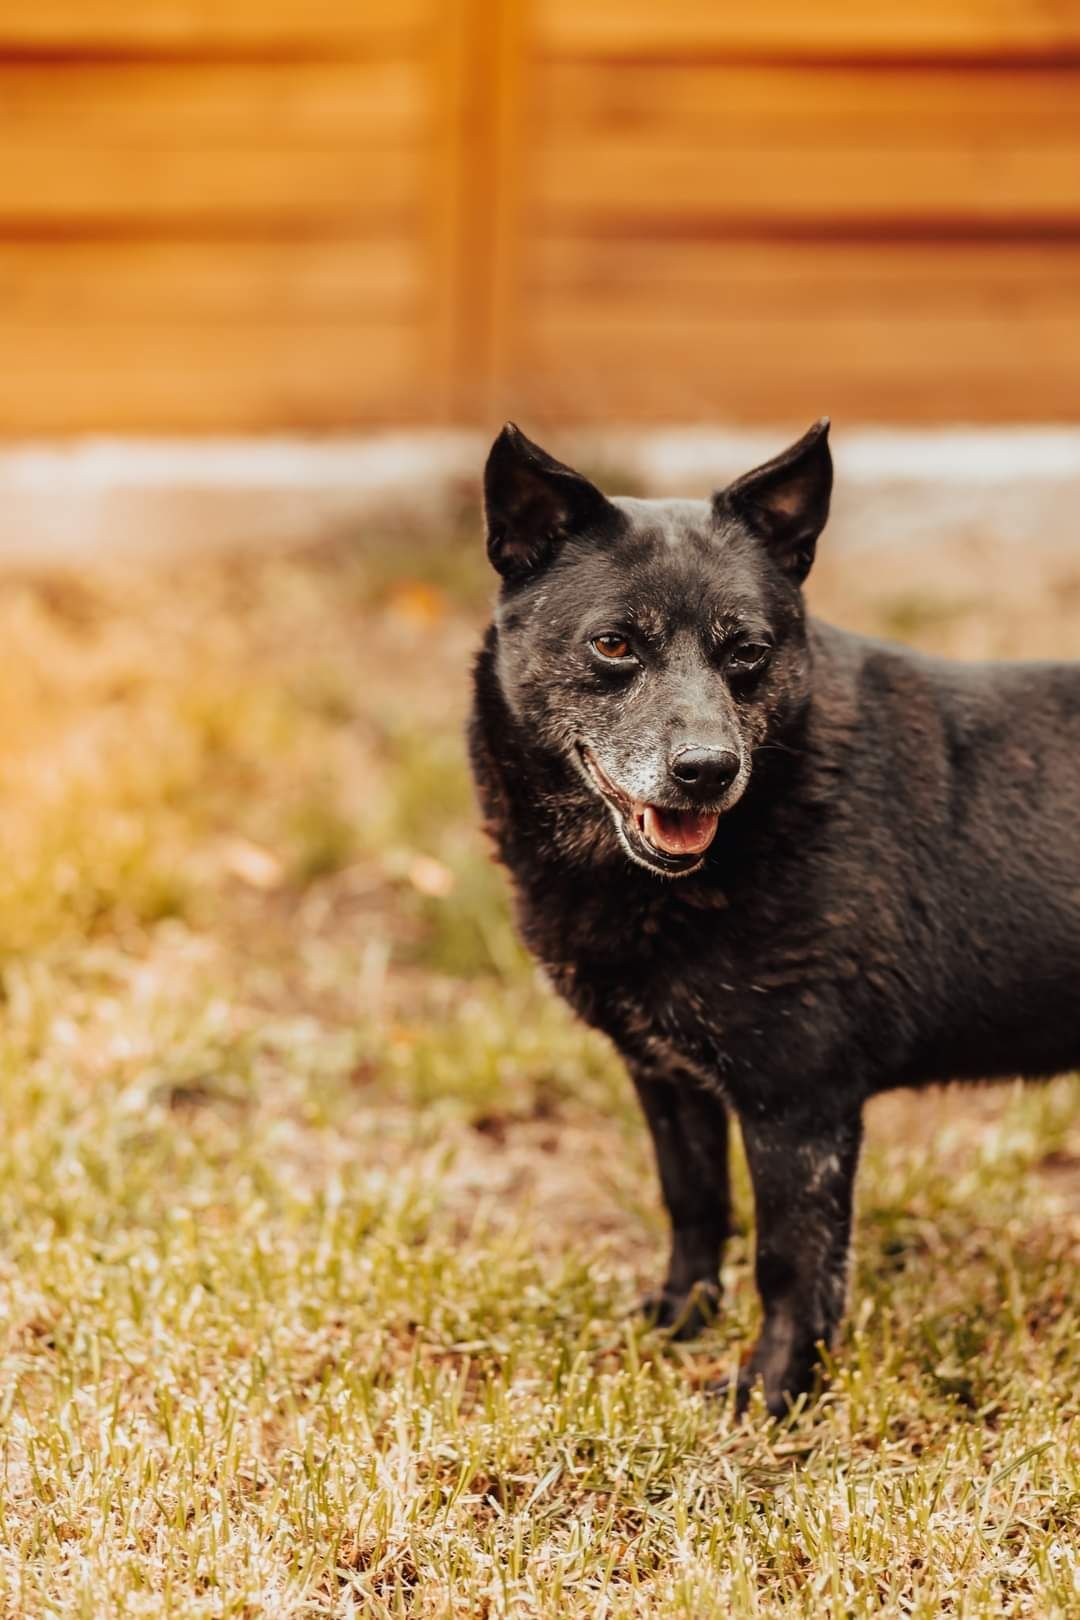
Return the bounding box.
[527,881,833,1100]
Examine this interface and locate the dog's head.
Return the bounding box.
[483,421,831,877]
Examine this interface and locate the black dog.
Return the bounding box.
[468,420,1080,1415]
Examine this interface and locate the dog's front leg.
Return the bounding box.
[734,1108,863,1416]
[630,1065,732,1339]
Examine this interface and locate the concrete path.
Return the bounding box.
[1,427,1077,559]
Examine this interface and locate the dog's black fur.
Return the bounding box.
[468,420,1080,1415]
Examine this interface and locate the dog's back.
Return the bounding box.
[778,623,1080,1088]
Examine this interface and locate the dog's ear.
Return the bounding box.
[716,419,832,584]
[484,423,616,580]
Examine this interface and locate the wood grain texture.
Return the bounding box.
[0,239,422,319]
[1,318,424,432]
[0,7,452,428]
[504,239,1080,423]
[3,0,1080,429]
[2,59,423,143]
[534,62,1080,227]
[0,1,434,51]
[535,0,1080,59]
[0,60,426,226]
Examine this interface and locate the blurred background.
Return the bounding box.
[4,0,1080,437]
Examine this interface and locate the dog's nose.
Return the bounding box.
[668,746,741,796]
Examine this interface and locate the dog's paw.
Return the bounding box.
[708,1347,820,1420]
[640,1280,721,1341]
[707,1369,795,1421]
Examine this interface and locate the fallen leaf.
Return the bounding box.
[387,581,447,628]
[221,838,284,890]
[407,854,455,898]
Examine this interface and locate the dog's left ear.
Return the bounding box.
[716,418,832,584]
[484,422,616,580]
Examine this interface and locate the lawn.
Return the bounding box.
[0,497,1076,1617]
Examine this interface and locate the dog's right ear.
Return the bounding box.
[484,423,616,581]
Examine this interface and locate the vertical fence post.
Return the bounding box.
[430,0,529,425]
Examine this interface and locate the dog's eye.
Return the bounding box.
[592,634,632,660]
[727,642,771,675]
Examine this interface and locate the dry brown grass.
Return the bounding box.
[0,510,1076,1617]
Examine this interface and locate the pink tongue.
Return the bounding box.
[642,805,720,857]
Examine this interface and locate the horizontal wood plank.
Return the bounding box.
[514,313,1080,422]
[0,154,426,231]
[509,239,1080,423]
[1,60,424,145]
[536,0,1080,59]
[0,60,433,226]
[532,236,1080,308]
[4,6,1080,429]
[0,239,423,321]
[0,319,425,432]
[0,1,434,52]
[535,63,1080,227]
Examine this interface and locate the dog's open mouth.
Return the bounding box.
[638,804,719,857]
[578,746,720,874]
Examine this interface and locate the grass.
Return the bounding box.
[0,512,1076,1617]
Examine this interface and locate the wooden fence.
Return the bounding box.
[2,1,1080,432]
